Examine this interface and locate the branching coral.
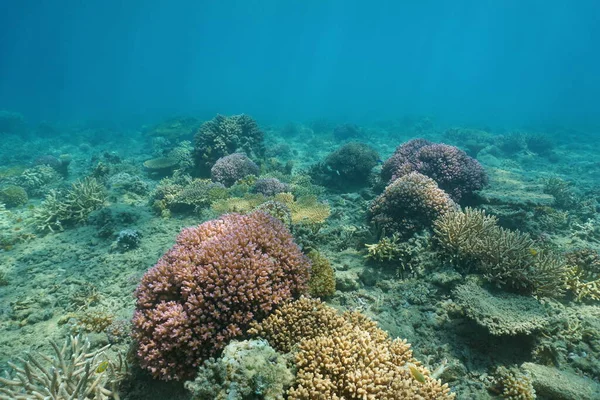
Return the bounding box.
[132,211,310,381]
[434,208,569,298]
[249,297,455,400]
[0,335,127,400]
[369,172,457,239]
[194,114,265,175]
[33,177,106,232]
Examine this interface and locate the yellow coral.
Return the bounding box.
[250,297,455,399]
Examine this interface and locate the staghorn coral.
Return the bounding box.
[454,282,551,336]
[33,177,106,232]
[369,172,457,239]
[381,139,488,202]
[306,250,336,298]
[434,208,569,298]
[211,153,259,187]
[194,114,265,175]
[249,298,454,400]
[491,366,536,400]
[0,335,127,400]
[185,339,293,400]
[132,211,310,381]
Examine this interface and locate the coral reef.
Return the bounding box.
[0,335,127,400]
[185,339,294,400]
[434,208,569,297]
[306,250,336,298]
[33,177,106,232]
[249,297,455,399]
[132,211,310,380]
[0,185,28,208]
[381,139,488,202]
[194,114,265,175]
[369,171,457,238]
[210,153,259,187]
[310,142,379,190]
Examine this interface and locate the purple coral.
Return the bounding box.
[381,139,487,202]
[132,211,310,381]
[252,177,289,196]
[210,153,259,187]
[369,172,457,238]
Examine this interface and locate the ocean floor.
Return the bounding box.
[1,114,599,399]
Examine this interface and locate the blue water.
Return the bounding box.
[1,1,599,128]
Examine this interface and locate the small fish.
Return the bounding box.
[96,361,109,373]
[529,248,538,256]
[408,364,426,383]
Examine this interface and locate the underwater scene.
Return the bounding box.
[1,1,600,399]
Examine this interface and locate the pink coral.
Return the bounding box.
[369,171,457,238]
[381,139,487,202]
[132,211,310,381]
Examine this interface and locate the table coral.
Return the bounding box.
[132,211,310,381]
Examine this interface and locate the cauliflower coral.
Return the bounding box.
[132,211,310,381]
